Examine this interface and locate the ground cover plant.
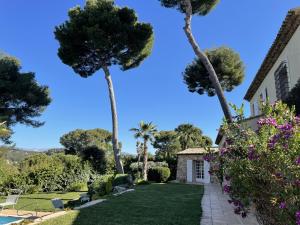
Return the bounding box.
[40,183,203,225]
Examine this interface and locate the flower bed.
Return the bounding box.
[213,102,300,225]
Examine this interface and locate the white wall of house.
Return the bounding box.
[250,26,300,116]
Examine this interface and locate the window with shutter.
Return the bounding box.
[274,62,289,100]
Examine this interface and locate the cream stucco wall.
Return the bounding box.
[250,26,300,116]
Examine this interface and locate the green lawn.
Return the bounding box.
[0,192,83,211]
[40,183,204,225]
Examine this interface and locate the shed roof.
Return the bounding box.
[244,7,300,101]
[177,147,218,155]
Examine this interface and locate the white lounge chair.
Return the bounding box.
[79,193,90,203]
[0,195,20,211]
[51,198,64,211]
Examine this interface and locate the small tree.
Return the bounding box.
[153,130,181,180]
[60,128,115,173]
[153,131,181,159]
[184,47,244,96]
[158,0,239,122]
[60,128,112,155]
[54,0,154,173]
[0,56,51,143]
[130,121,157,180]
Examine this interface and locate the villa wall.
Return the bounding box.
[250,26,300,116]
[176,154,218,183]
[177,154,203,182]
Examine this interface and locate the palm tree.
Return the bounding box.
[136,141,144,179]
[175,124,202,150]
[130,121,157,180]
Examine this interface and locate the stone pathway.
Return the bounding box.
[200,184,259,225]
[74,199,107,210]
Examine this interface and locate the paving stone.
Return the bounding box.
[200,184,259,225]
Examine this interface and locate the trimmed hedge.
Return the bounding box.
[112,174,132,187]
[135,179,150,185]
[148,167,170,183]
[88,174,114,198]
[68,182,88,192]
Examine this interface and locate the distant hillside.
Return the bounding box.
[0,147,41,163]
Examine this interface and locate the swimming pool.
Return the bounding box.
[0,216,23,225]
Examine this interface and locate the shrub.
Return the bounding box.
[129,161,168,172]
[88,174,114,198]
[135,179,150,185]
[217,102,300,225]
[112,174,133,187]
[68,182,88,192]
[0,158,18,187]
[26,185,40,194]
[17,153,93,192]
[148,167,170,183]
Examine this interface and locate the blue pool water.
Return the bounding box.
[0,216,22,225]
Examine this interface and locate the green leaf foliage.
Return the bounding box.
[184,47,245,96]
[60,128,115,173]
[153,131,181,160]
[158,0,219,15]
[81,146,107,174]
[129,161,168,172]
[0,122,10,138]
[54,0,154,77]
[88,174,114,198]
[60,128,112,154]
[0,153,93,193]
[0,158,18,186]
[0,56,51,142]
[175,123,211,150]
[112,174,133,187]
[130,121,157,142]
[219,102,300,224]
[148,167,170,183]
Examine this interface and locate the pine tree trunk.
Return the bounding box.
[142,139,148,180]
[183,0,233,123]
[102,65,124,174]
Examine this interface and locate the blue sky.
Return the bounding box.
[0,0,299,154]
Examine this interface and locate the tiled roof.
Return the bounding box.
[177,147,218,155]
[244,7,300,101]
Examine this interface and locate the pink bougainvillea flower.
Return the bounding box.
[279,202,286,209]
[257,117,277,127]
[296,156,300,165]
[296,211,300,225]
[223,184,231,193]
[220,147,228,156]
[248,146,259,160]
[295,116,300,124]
